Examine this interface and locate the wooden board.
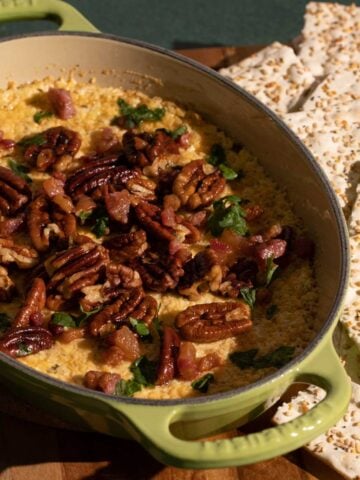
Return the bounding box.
[0,46,342,480]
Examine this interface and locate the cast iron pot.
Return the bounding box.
[0,0,352,469]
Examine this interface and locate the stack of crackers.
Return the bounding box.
[220,2,360,478]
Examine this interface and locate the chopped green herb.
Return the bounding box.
[114,378,142,397]
[169,125,187,139]
[8,159,32,183]
[229,346,295,370]
[50,312,76,329]
[91,215,109,238]
[207,144,238,180]
[191,373,214,393]
[18,133,46,147]
[77,210,92,225]
[266,304,278,319]
[117,99,165,128]
[254,346,295,369]
[265,256,279,286]
[33,111,53,124]
[240,287,256,308]
[219,163,238,180]
[207,195,248,237]
[17,342,33,357]
[129,317,151,338]
[130,356,157,386]
[208,144,226,166]
[78,305,102,327]
[0,313,11,335]
[229,349,258,369]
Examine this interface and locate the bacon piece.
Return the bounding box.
[102,326,140,366]
[156,326,180,385]
[103,185,131,223]
[84,370,120,394]
[48,88,76,120]
[255,239,287,261]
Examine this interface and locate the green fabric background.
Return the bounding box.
[0,0,359,48]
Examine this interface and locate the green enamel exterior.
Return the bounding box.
[0,0,352,469]
[0,0,98,33]
[0,332,351,468]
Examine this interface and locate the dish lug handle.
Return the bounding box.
[108,341,351,468]
[0,0,99,33]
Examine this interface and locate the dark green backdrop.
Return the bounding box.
[0,0,359,48]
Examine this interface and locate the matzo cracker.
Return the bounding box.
[298,2,360,76]
[283,107,360,216]
[219,42,315,115]
[273,382,360,480]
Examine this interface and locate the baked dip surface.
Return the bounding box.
[0,77,319,399]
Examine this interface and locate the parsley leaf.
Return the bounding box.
[77,210,93,225]
[50,312,76,329]
[208,144,226,166]
[17,342,33,357]
[0,313,11,335]
[265,256,279,286]
[33,111,53,124]
[229,346,295,370]
[254,346,295,369]
[169,125,187,139]
[229,349,258,369]
[78,305,101,327]
[91,215,109,238]
[207,144,238,180]
[207,195,248,237]
[266,304,278,319]
[8,159,32,183]
[219,163,238,180]
[240,287,256,308]
[115,379,142,397]
[191,373,214,393]
[130,356,157,386]
[117,99,165,128]
[18,133,46,147]
[129,317,151,338]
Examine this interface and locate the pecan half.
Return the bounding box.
[84,370,121,394]
[106,263,142,289]
[0,266,15,302]
[176,301,252,343]
[88,287,144,336]
[134,202,175,244]
[123,129,180,168]
[45,243,109,307]
[65,154,137,200]
[172,160,225,210]
[133,250,185,292]
[156,326,180,385]
[13,278,46,328]
[0,238,38,269]
[104,230,148,262]
[0,166,31,216]
[126,176,157,202]
[27,194,76,252]
[0,326,54,358]
[22,126,81,172]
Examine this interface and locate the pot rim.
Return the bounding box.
[0,31,350,407]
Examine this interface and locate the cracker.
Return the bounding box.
[298,2,360,76]
[219,42,315,115]
[282,107,360,216]
[341,186,360,344]
[302,68,360,112]
[273,382,360,480]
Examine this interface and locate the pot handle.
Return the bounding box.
[0,0,99,33]
[112,341,351,468]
